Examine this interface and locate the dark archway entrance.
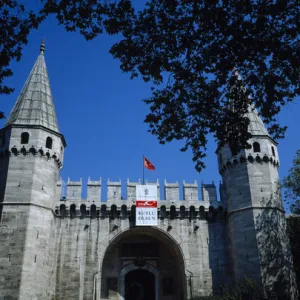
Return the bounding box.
[125,269,155,300]
[100,227,186,299]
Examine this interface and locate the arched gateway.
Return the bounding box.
[1,41,297,300]
[99,227,186,300]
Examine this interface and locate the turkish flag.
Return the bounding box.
[144,157,155,171]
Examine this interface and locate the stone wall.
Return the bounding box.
[0,125,64,300]
[53,200,229,299]
[218,137,298,299]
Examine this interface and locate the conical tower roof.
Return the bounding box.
[6,40,59,132]
[246,105,269,136]
[232,68,269,136]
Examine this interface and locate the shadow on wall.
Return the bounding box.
[255,197,298,300]
[208,207,233,296]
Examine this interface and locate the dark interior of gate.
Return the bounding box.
[101,227,186,300]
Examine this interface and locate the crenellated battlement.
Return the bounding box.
[57,178,224,207]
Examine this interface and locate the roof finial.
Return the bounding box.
[40,39,45,55]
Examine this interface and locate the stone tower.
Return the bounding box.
[0,40,66,299]
[217,105,297,298]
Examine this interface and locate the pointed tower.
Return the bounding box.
[217,87,298,297]
[0,40,66,299]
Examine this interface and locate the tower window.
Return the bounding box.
[253,142,260,153]
[46,137,53,149]
[272,146,276,157]
[70,204,76,218]
[21,132,29,144]
[219,153,222,164]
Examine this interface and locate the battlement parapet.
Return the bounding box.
[182,180,198,188]
[57,178,226,204]
[87,177,101,201]
[183,180,198,201]
[107,178,122,201]
[67,178,82,185]
[164,180,178,188]
[201,182,218,207]
[66,177,82,200]
[127,179,141,186]
[164,180,179,201]
[88,177,101,186]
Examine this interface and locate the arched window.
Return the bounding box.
[170,206,176,220]
[208,206,215,221]
[180,206,186,219]
[70,204,76,218]
[189,206,196,220]
[253,142,260,153]
[121,205,127,219]
[100,205,106,218]
[80,204,87,218]
[60,204,66,218]
[21,132,29,144]
[272,146,276,157]
[91,204,97,219]
[110,205,117,219]
[199,206,205,219]
[46,137,53,149]
[160,206,166,219]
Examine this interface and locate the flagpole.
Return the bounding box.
[142,155,145,185]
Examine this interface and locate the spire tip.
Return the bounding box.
[40,39,45,55]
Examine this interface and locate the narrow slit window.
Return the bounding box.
[46,137,53,149]
[272,146,276,157]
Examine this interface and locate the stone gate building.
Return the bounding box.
[0,42,297,300]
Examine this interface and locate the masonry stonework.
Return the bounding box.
[0,42,298,300]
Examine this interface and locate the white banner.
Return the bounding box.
[136,185,158,226]
[136,184,157,201]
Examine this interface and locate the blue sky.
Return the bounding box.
[1,14,299,202]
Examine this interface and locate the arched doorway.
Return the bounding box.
[100,227,186,300]
[125,269,155,300]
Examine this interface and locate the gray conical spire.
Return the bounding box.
[232,68,269,136]
[6,39,59,132]
[246,105,269,136]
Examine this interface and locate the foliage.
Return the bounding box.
[110,0,299,171]
[0,0,133,118]
[190,278,266,300]
[286,216,300,297]
[1,0,299,171]
[283,149,300,214]
[0,1,43,100]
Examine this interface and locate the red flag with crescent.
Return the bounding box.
[144,157,155,171]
